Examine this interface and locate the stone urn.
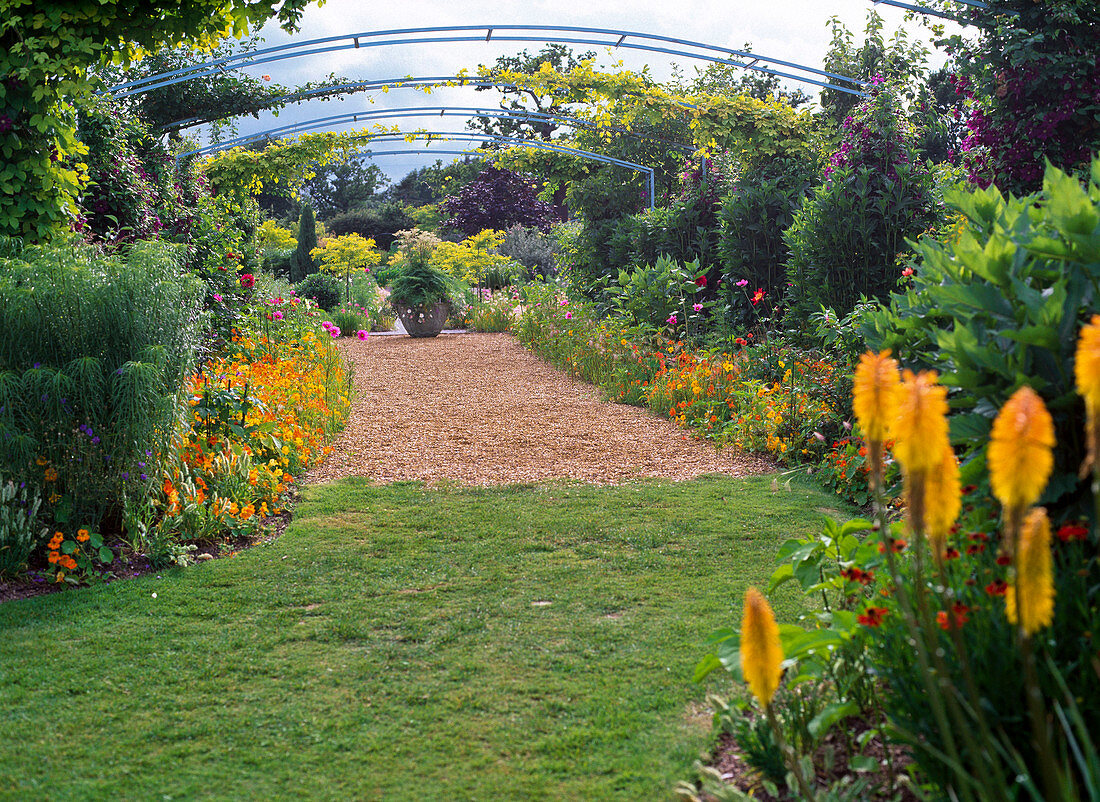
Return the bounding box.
[396,301,449,338]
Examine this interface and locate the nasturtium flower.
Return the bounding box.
[1005,507,1055,635]
[740,587,783,707]
[988,386,1054,512]
[892,370,949,477]
[852,350,900,443]
[923,443,961,554]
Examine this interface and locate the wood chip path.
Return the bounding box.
[303,333,775,486]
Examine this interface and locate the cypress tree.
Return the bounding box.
[292,205,318,282]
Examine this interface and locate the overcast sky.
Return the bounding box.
[206,0,952,182]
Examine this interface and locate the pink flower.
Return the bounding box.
[559,298,569,306]
[329,327,341,338]
[692,303,703,312]
[565,311,573,320]
[321,321,333,330]
[735,279,749,287]
[357,330,369,340]
[272,311,284,321]
[239,273,255,289]
[213,293,223,302]
[667,314,678,325]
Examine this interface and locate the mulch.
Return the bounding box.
[303,332,774,486]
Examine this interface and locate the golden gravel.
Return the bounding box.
[303,332,775,486]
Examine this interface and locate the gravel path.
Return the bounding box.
[303,332,774,486]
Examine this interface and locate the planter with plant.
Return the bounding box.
[387,263,458,338]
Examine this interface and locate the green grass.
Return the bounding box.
[0,475,849,801]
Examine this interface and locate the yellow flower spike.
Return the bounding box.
[740,587,783,707]
[923,443,961,555]
[1074,315,1100,470]
[1005,507,1055,635]
[853,350,901,443]
[892,370,950,477]
[988,386,1055,512]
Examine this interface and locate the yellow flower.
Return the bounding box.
[988,386,1054,512]
[1005,508,1055,635]
[892,370,950,477]
[44,467,58,483]
[740,587,783,707]
[923,443,960,554]
[853,350,900,443]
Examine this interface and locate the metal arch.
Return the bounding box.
[870,0,988,22]
[109,24,868,99]
[175,105,696,158]
[188,129,658,209]
[160,75,701,133]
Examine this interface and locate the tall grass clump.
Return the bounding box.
[0,237,207,531]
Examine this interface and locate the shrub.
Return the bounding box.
[388,264,458,311]
[294,272,341,311]
[500,225,559,278]
[0,238,206,532]
[783,83,939,321]
[440,165,559,235]
[0,478,48,578]
[468,293,517,333]
[863,156,1100,519]
[717,157,816,299]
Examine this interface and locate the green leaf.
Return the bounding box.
[782,628,846,661]
[61,540,77,555]
[693,653,723,683]
[98,546,114,564]
[849,754,880,772]
[808,700,859,739]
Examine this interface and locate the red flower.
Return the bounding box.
[937,603,971,630]
[996,553,1012,566]
[694,275,707,287]
[751,288,766,306]
[858,606,889,627]
[968,532,989,542]
[943,547,961,560]
[985,579,1008,596]
[734,337,747,346]
[239,273,255,289]
[965,543,986,555]
[1056,523,1088,542]
[878,537,907,554]
[901,266,914,277]
[840,567,874,585]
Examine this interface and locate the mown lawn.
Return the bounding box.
[0,475,848,801]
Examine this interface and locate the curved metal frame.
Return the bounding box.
[160,75,701,133]
[177,105,695,159]
[110,24,867,99]
[189,129,658,209]
[870,0,987,21]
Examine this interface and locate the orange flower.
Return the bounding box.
[44,467,58,482]
[852,350,900,443]
[48,551,60,564]
[892,370,950,477]
[740,588,783,707]
[76,529,90,543]
[1074,315,1100,469]
[60,555,78,571]
[988,386,1054,512]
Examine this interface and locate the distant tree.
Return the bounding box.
[467,44,596,142]
[302,159,387,220]
[327,202,413,251]
[382,158,487,206]
[440,166,560,236]
[291,205,318,282]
